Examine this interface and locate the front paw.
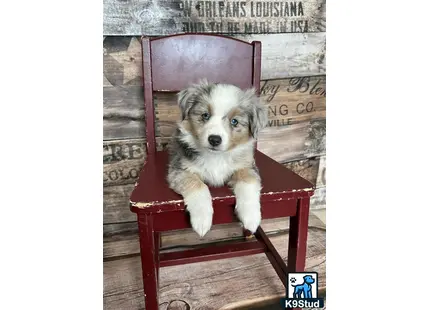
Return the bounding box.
[184,187,213,237]
[235,201,261,234]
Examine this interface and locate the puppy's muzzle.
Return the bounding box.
[208,135,222,147]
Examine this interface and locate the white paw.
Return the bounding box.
[233,182,262,234]
[235,202,261,233]
[184,187,213,237]
[189,208,213,237]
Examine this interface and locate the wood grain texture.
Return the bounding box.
[261,76,326,124]
[103,34,326,86]
[243,33,326,80]
[258,119,326,163]
[103,137,173,186]
[103,154,324,223]
[103,139,147,186]
[104,75,326,140]
[103,86,145,140]
[103,225,326,309]
[104,0,326,36]
[104,159,145,187]
[104,184,136,224]
[104,222,138,237]
[104,213,325,260]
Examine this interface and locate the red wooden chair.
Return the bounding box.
[130,33,315,310]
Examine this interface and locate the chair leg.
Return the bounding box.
[154,232,160,287]
[255,226,288,287]
[138,214,159,310]
[287,198,310,272]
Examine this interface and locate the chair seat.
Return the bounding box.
[130,150,314,211]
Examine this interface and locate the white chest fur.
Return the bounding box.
[178,129,255,187]
[188,151,241,187]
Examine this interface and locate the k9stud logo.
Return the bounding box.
[283,272,324,309]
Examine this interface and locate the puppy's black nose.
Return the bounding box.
[208,135,222,146]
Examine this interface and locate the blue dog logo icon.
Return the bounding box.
[291,275,315,298]
[285,272,324,308]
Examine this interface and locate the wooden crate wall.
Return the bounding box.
[103,1,326,308]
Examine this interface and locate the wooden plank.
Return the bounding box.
[104,213,325,260]
[104,159,145,187]
[242,33,326,80]
[103,138,173,186]
[103,225,326,309]
[104,222,138,237]
[261,76,326,124]
[258,118,326,163]
[104,184,136,224]
[103,86,145,140]
[103,154,324,223]
[103,34,326,87]
[104,0,326,36]
[103,139,147,186]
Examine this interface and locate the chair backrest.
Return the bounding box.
[141,33,262,155]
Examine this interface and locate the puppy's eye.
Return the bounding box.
[231,118,239,127]
[201,112,210,121]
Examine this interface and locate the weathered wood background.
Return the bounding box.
[104,0,326,35]
[103,0,326,308]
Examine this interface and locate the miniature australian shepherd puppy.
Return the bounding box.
[167,80,268,237]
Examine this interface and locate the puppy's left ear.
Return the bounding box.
[244,88,268,138]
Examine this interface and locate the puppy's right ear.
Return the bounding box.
[177,88,195,120]
[178,80,209,120]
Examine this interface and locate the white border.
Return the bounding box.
[1,0,102,309]
[328,0,430,309]
[1,0,430,309]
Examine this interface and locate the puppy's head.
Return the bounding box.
[177,80,268,152]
